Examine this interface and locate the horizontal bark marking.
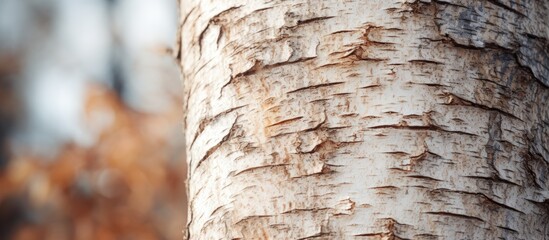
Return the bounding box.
[413,233,441,239]
[269,111,327,138]
[282,207,329,214]
[359,84,382,89]
[295,16,335,26]
[497,225,520,234]
[221,57,317,97]
[287,82,345,94]
[424,211,485,222]
[406,175,443,182]
[234,215,274,226]
[408,59,445,65]
[297,232,334,240]
[462,175,521,186]
[443,93,522,121]
[354,232,385,237]
[266,116,304,128]
[232,163,289,177]
[369,124,478,137]
[370,186,400,190]
[486,0,527,17]
[434,188,525,214]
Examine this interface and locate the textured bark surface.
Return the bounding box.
[179,0,549,239]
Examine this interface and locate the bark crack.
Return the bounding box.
[424,211,485,222]
[193,115,238,173]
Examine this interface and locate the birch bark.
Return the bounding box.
[178,0,549,239]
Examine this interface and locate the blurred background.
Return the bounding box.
[0,0,186,239]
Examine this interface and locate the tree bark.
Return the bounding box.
[178,0,549,239]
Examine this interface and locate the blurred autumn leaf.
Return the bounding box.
[0,83,186,240]
[0,1,185,239]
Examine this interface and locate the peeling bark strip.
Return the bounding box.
[179,0,549,239]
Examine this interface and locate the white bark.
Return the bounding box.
[178,0,549,239]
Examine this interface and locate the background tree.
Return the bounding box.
[179,0,549,239]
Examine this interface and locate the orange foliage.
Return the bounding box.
[1,83,186,240]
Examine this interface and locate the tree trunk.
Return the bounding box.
[178,0,549,239]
